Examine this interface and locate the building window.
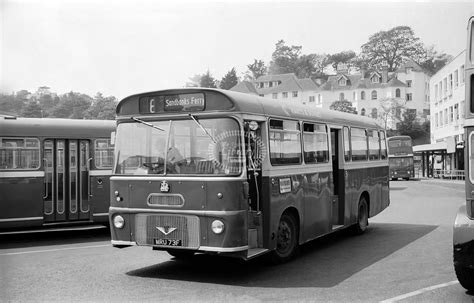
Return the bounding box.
[406,93,412,101]
[361,108,366,116]
[371,76,379,83]
[272,93,278,99]
[292,91,298,98]
[406,80,412,88]
[259,94,264,97]
[353,91,356,100]
[309,96,315,103]
[317,94,322,105]
[454,70,459,88]
[338,78,347,86]
[461,65,465,83]
[371,108,378,119]
[282,92,288,98]
[438,81,442,99]
[434,84,438,101]
[443,78,447,95]
[371,90,377,100]
[449,106,454,123]
[444,109,448,125]
[339,92,345,101]
[435,113,439,128]
[449,74,453,93]
[361,91,366,100]
[269,82,273,88]
[455,103,459,120]
[395,88,401,98]
[406,67,412,74]
[439,111,443,126]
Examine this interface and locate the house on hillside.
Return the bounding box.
[230,73,320,106]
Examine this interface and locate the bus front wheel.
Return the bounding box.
[353,196,369,235]
[270,213,299,264]
[454,263,474,291]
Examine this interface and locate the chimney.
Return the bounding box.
[382,65,388,83]
[360,68,366,79]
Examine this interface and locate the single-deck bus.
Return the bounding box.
[0,117,115,232]
[387,135,414,180]
[109,88,390,262]
[453,15,474,291]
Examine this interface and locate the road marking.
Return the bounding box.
[380,280,460,302]
[0,244,109,256]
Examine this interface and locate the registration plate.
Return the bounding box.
[154,239,182,246]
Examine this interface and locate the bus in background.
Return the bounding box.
[453,15,474,291]
[109,88,390,263]
[387,135,414,180]
[0,117,115,233]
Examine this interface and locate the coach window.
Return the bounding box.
[269,119,301,165]
[343,126,351,161]
[379,131,387,160]
[350,128,368,161]
[368,130,380,160]
[0,137,40,170]
[94,139,114,169]
[303,123,328,164]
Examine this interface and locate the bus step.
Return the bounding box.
[246,248,268,260]
[248,228,258,248]
[331,224,344,230]
[0,224,108,235]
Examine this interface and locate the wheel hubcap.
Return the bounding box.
[277,221,292,254]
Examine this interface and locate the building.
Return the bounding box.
[317,61,430,130]
[230,73,319,105]
[415,50,466,176]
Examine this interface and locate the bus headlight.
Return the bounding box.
[211,220,225,234]
[113,215,125,229]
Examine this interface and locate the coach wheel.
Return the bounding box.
[404,177,410,181]
[270,213,299,264]
[391,178,397,181]
[454,263,474,291]
[353,196,369,235]
[167,249,195,259]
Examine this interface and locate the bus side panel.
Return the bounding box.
[90,174,111,223]
[0,177,44,228]
[302,171,332,242]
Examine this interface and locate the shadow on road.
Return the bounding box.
[127,222,437,288]
[0,227,110,249]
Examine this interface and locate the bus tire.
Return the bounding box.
[404,177,410,181]
[270,213,299,264]
[167,249,195,259]
[353,196,369,235]
[454,263,474,291]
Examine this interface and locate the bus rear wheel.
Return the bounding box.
[353,196,369,235]
[454,263,474,291]
[270,213,299,264]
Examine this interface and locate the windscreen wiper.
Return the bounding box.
[131,117,165,132]
[188,114,217,143]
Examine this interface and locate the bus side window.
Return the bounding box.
[351,128,368,161]
[303,123,328,164]
[269,119,301,165]
[343,126,351,162]
[379,131,387,160]
[368,130,380,160]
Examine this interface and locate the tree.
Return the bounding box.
[200,70,217,88]
[219,68,239,90]
[359,26,426,71]
[268,40,302,75]
[326,51,356,71]
[246,59,267,80]
[21,100,43,118]
[397,109,429,142]
[52,92,93,119]
[419,46,453,75]
[329,100,357,114]
[378,97,407,130]
[0,93,24,115]
[85,92,117,120]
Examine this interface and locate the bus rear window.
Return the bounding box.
[269,119,301,165]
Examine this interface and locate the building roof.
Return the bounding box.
[229,81,258,95]
[396,59,425,73]
[319,72,406,91]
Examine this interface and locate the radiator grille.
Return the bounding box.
[147,194,184,207]
[135,214,200,248]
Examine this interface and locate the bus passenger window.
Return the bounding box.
[303,123,328,164]
[379,131,387,160]
[350,128,368,161]
[368,130,380,160]
[269,119,301,165]
[343,127,351,161]
[0,137,40,170]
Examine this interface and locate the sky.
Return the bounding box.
[1,0,474,100]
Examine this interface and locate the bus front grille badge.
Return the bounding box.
[160,180,170,193]
[156,226,177,235]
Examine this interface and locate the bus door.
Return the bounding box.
[330,128,345,227]
[43,139,91,223]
